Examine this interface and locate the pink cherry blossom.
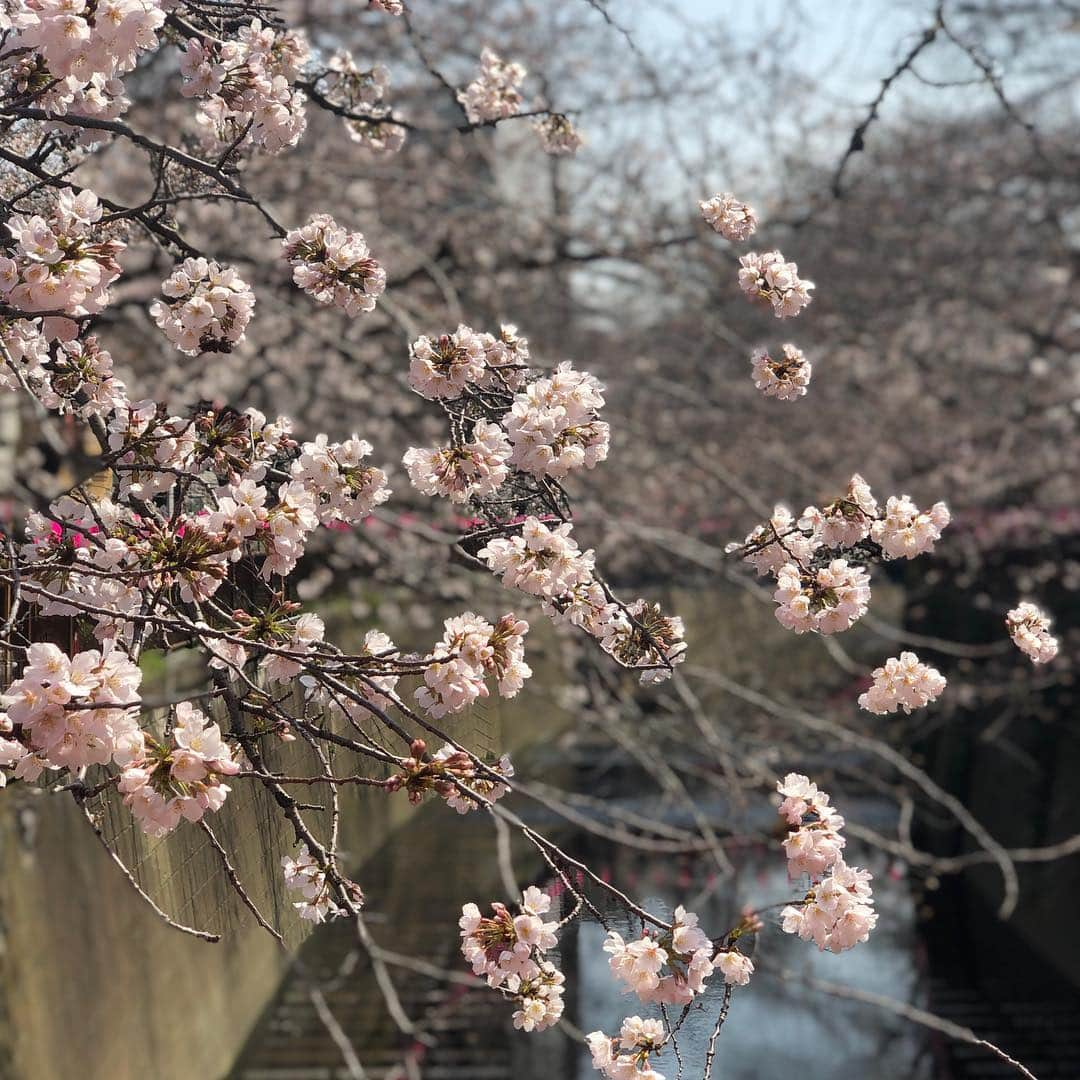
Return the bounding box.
[858,652,947,714]
[1006,602,1059,664]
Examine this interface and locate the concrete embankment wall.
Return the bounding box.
[0,614,574,1080]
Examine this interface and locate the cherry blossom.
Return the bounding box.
[599,600,687,685]
[478,517,596,600]
[773,559,871,634]
[1006,602,1059,664]
[737,250,814,318]
[477,323,531,390]
[260,610,326,683]
[1,641,143,773]
[503,361,610,479]
[5,0,164,117]
[282,845,342,923]
[150,258,255,356]
[780,859,878,954]
[281,214,386,316]
[777,774,877,953]
[587,1016,667,1079]
[290,434,391,525]
[750,343,811,400]
[4,188,123,334]
[800,474,878,549]
[119,702,240,837]
[179,20,309,153]
[699,192,757,242]
[534,113,584,155]
[318,50,404,156]
[403,421,511,503]
[858,652,947,714]
[870,494,951,560]
[604,906,714,1006]
[729,504,820,576]
[458,47,526,124]
[416,611,531,718]
[408,324,487,400]
[459,887,565,1032]
[715,948,754,986]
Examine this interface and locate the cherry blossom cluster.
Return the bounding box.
[150,258,255,356]
[406,325,605,498]
[871,494,952,560]
[0,319,126,418]
[773,559,871,635]
[716,946,755,985]
[281,213,386,316]
[20,493,232,626]
[318,51,405,155]
[0,728,37,787]
[19,498,146,637]
[3,188,123,332]
[388,738,514,815]
[697,192,814,399]
[290,433,391,526]
[460,886,565,1032]
[407,321,531,394]
[282,845,344,923]
[179,20,309,153]
[731,505,817,577]
[408,324,488,400]
[534,113,584,155]
[599,601,687,686]
[504,361,610,479]
[416,612,531,718]
[477,323,531,390]
[777,773,846,876]
[730,475,950,634]
[46,334,128,415]
[858,652,946,714]
[0,641,142,778]
[204,471,341,582]
[107,399,197,498]
[1006,602,1059,664]
[777,774,877,953]
[2,0,164,119]
[118,702,240,837]
[587,1016,667,1080]
[699,192,757,242]
[479,518,596,600]
[457,47,526,125]
[479,518,686,682]
[737,250,815,318]
[750,343,812,400]
[403,421,511,503]
[603,906,717,1006]
[14,408,389,635]
[799,473,879,549]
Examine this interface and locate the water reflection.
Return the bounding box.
[571,850,929,1079]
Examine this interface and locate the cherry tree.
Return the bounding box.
[0,2,1069,1078]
